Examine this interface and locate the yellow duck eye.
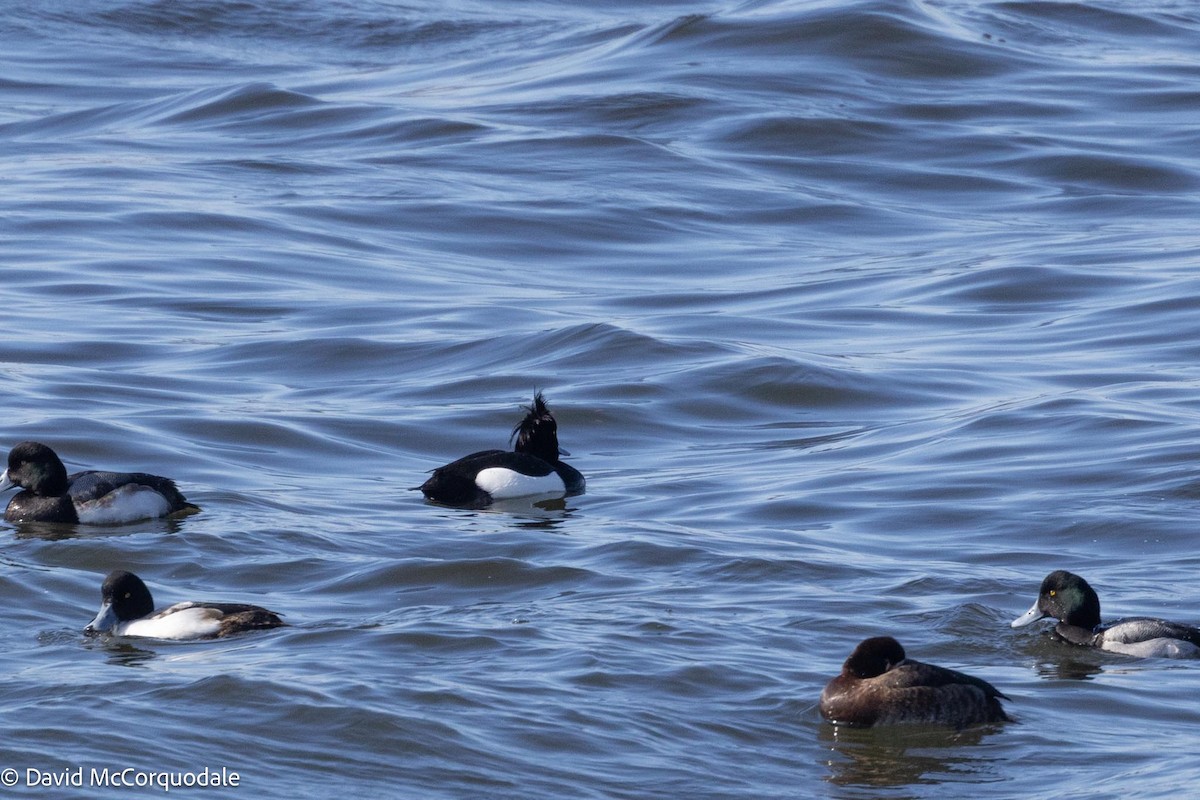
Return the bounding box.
[1048,590,1056,597]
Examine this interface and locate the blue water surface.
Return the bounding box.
[2,1,1200,797]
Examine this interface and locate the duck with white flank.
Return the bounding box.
[1012,570,1200,658]
[420,392,584,507]
[0,441,198,524]
[85,571,283,640]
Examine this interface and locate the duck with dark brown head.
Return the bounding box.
[820,636,1010,728]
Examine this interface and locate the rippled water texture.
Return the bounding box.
[3,0,1200,797]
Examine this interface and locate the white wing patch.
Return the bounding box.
[75,484,172,524]
[475,467,564,499]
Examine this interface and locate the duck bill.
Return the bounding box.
[1011,599,1046,629]
[85,602,118,634]
[0,469,14,492]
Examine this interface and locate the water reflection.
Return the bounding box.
[440,495,580,530]
[11,518,189,541]
[818,723,1005,788]
[81,636,159,668]
[1017,635,1110,680]
[10,520,86,541]
[1032,656,1106,681]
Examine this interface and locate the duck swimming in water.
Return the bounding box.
[85,570,284,640]
[1012,570,1200,658]
[420,392,584,507]
[820,636,1011,727]
[0,441,198,524]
